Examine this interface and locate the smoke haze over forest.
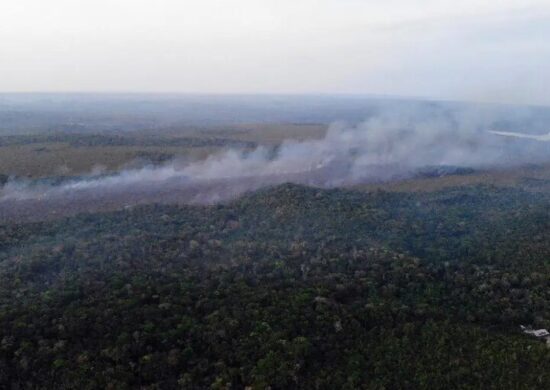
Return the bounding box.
[1,97,549,209]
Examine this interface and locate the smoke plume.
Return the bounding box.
[1,105,549,220]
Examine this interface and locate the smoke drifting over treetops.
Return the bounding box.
[1,105,549,208]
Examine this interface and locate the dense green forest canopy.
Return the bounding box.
[1,183,549,388]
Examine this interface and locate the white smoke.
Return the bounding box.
[489,130,550,142]
[1,107,549,205]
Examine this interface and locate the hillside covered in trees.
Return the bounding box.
[0,183,549,389]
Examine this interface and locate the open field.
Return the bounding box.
[1,122,550,222]
[357,164,550,193]
[192,123,327,145]
[0,143,217,178]
[0,123,326,178]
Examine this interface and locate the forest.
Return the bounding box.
[0,182,549,389]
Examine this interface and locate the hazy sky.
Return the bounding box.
[1,0,550,105]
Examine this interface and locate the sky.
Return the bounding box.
[1,0,550,105]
